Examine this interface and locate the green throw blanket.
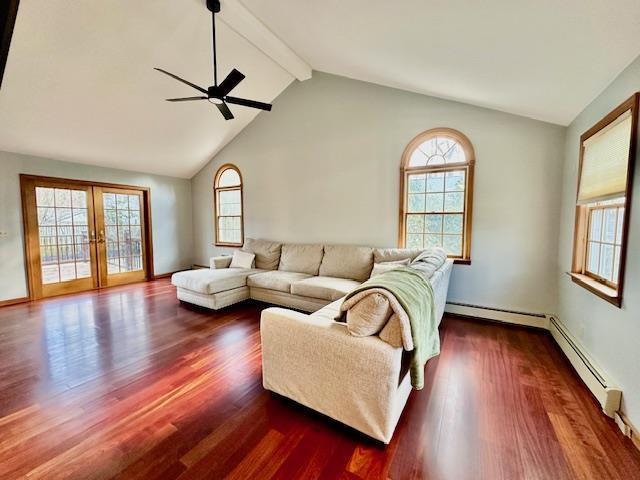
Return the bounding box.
[337,266,439,390]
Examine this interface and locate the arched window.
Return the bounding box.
[214,164,244,247]
[399,128,475,263]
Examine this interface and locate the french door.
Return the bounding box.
[21,176,151,299]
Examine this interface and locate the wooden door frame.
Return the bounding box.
[20,174,155,300]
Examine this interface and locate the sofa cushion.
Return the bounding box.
[346,293,393,337]
[278,244,324,275]
[247,271,312,293]
[291,276,361,301]
[319,245,374,281]
[171,268,261,295]
[242,238,282,270]
[373,248,423,264]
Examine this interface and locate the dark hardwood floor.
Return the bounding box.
[0,279,639,479]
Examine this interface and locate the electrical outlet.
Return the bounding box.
[0,231,9,239]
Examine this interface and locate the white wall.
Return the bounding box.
[0,150,193,302]
[192,72,566,314]
[556,55,640,427]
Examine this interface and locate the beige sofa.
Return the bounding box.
[172,239,453,443]
[172,239,409,312]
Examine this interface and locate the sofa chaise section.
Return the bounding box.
[172,267,263,310]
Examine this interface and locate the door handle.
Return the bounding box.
[90,230,97,244]
[97,230,105,244]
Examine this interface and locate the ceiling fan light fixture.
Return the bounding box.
[155,0,272,120]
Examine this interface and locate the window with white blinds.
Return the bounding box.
[578,110,632,204]
[571,94,638,307]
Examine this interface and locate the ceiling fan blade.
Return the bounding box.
[217,69,245,96]
[166,96,208,102]
[216,102,234,120]
[154,68,208,94]
[225,96,272,111]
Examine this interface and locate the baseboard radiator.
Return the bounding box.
[547,316,621,418]
[445,303,622,420]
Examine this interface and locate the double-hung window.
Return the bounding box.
[570,94,638,306]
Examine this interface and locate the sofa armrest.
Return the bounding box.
[210,255,232,269]
[260,307,406,442]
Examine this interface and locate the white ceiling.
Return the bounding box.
[0,0,294,178]
[2,1,640,179]
[243,0,640,125]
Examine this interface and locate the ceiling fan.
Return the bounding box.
[154,0,272,120]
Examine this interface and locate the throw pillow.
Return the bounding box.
[369,258,410,278]
[346,293,393,337]
[229,250,255,269]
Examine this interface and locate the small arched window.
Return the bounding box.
[214,164,244,247]
[399,128,475,263]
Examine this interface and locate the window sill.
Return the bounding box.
[568,273,621,308]
[453,258,471,265]
[213,242,242,248]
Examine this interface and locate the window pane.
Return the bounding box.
[42,264,60,284]
[443,235,462,256]
[36,187,55,207]
[408,174,426,193]
[59,261,76,282]
[104,193,116,209]
[425,214,443,233]
[130,210,141,225]
[409,149,428,167]
[425,234,442,247]
[57,208,73,225]
[443,214,463,234]
[589,209,602,241]
[613,246,621,283]
[408,194,425,213]
[38,207,56,226]
[615,207,624,244]
[129,195,140,210]
[407,233,423,248]
[76,261,91,279]
[444,192,464,212]
[71,190,87,208]
[73,208,87,226]
[426,193,444,212]
[105,209,117,225]
[407,214,424,233]
[587,242,600,274]
[603,208,617,243]
[445,170,465,191]
[107,259,120,274]
[218,168,241,187]
[426,173,445,192]
[54,189,71,208]
[116,194,129,209]
[600,244,614,280]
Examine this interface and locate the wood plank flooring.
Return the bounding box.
[0,279,639,479]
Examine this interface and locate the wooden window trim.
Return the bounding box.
[398,128,475,264]
[570,93,639,308]
[213,164,244,247]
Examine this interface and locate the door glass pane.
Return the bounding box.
[104,192,143,274]
[36,187,91,284]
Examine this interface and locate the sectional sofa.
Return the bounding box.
[171,238,453,443]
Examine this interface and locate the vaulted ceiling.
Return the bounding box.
[1,0,640,178]
[244,0,640,125]
[0,0,297,178]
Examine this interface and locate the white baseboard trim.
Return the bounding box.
[548,316,621,418]
[445,302,550,329]
[445,302,623,421]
